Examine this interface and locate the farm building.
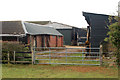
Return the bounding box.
[47,22,87,46]
[24,22,63,47]
[1,21,26,42]
[27,21,87,46]
[83,12,116,48]
[1,21,63,47]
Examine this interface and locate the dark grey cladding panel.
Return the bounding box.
[89,13,109,48]
[91,29,109,36]
[78,29,87,37]
[90,14,109,20]
[91,42,100,47]
[90,38,104,43]
[91,26,109,30]
[90,37,106,48]
[90,35,106,41]
[90,20,109,29]
[83,12,117,48]
[57,29,72,45]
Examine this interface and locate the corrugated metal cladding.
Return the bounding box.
[83,12,116,48]
[57,29,72,45]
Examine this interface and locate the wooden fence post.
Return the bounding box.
[49,48,51,64]
[32,48,34,65]
[33,48,35,64]
[8,51,10,64]
[65,48,67,64]
[14,51,16,64]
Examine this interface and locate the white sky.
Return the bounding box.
[0,0,119,28]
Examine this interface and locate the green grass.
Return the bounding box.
[2,64,118,78]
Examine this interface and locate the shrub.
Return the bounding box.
[2,42,29,61]
[2,42,29,52]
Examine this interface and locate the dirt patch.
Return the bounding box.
[50,66,117,75]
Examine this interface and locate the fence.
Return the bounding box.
[1,47,117,66]
[2,51,32,64]
[32,47,102,65]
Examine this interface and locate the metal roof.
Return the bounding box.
[47,22,73,29]
[26,21,50,25]
[24,22,63,36]
[26,21,75,29]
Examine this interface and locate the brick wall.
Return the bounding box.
[57,36,62,47]
[49,35,63,47]
[61,36,63,47]
[27,35,63,47]
[49,35,56,47]
[36,36,42,47]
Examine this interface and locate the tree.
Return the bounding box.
[105,17,120,66]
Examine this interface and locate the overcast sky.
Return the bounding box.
[0,0,119,28]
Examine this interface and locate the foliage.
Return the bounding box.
[2,42,29,61]
[107,22,120,48]
[2,42,29,52]
[105,16,120,66]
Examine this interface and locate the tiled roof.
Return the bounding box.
[1,21,25,35]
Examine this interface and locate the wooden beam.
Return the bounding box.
[13,51,16,64]
[32,50,34,65]
[8,51,10,64]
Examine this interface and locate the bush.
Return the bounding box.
[2,42,29,61]
[2,42,29,52]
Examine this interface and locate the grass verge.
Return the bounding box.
[2,64,118,78]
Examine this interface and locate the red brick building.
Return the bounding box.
[27,35,63,47]
[24,22,63,47]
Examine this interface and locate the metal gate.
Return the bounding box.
[32,47,102,65]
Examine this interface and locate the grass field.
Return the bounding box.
[2,64,118,78]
